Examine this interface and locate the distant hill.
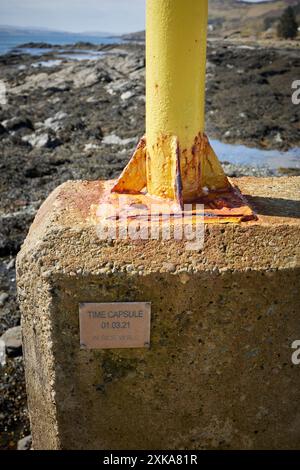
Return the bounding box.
[0,25,113,38]
[122,31,145,42]
[123,0,300,41]
[209,0,300,38]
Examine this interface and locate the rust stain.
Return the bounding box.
[110,132,255,223]
[91,180,256,227]
[175,140,184,210]
[111,136,146,194]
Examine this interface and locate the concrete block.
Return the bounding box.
[17,177,300,450]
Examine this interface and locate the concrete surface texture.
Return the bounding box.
[17,177,300,449]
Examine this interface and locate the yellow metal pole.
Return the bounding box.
[112,0,230,204]
[146,0,207,201]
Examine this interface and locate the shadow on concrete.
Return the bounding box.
[246,195,300,219]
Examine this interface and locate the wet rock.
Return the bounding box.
[1,326,22,357]
[72,41,96,49]
[17,435,32,451]
[18,42,56,49]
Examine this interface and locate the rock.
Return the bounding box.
[105,78,133,95]
[72,41,95,49]
[22,132,49,148]
[17,435,32,451]
[0,291,9,307]
[53,111,67,121]
[278,167,300,177]
[0,208,36,256]
[0,339,6,366]
[22,132,61,149]
[41,112,68,132]
[102,134,137,146]
[86,125,103,140]
[73,68,100,89]
[10,70,71,94]
[0,292,9,307]
[18,42,54,49]
[0,123,7,135]
[1,116,34,132]
[84,143,100,152]
[274,133,283,144]
[121,91,134,101]
[1,326,22,357]
[163,262,176,273]
[6,258,15,270]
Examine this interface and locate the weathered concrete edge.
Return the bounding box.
[17,178,300,276]
[17,257,61,449]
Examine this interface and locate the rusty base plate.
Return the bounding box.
[91,180,256,225]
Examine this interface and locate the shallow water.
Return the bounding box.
[0,32,122,55]
[12,47,54,56]
[210,139,300,170]
[12,47,118,63]
[31,59,63,68]
[57,49,107,61]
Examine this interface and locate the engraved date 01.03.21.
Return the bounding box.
[100,321,130,330]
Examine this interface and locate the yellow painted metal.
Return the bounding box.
[146,0,229,201]
[112,0,230,203]
[146,0,207,150]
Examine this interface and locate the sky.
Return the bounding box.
[0,0,272,34]
[0,0,145,34]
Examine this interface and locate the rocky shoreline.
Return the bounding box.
[0,38,299,449]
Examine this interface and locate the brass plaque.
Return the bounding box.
[79,302,151,349]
